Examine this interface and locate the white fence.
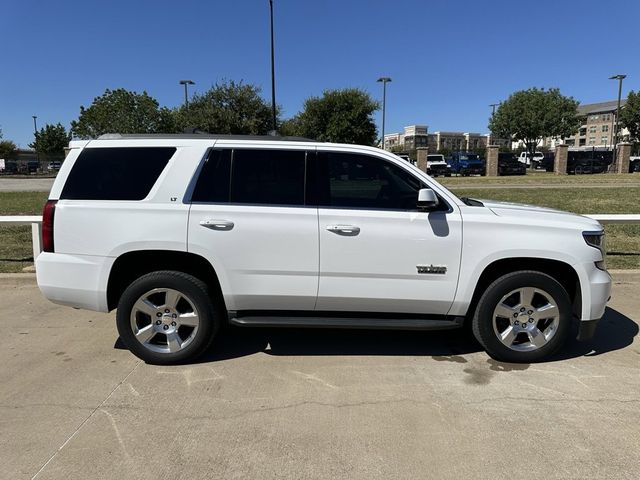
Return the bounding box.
[1,214,638,261]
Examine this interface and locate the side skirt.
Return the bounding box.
[227,310,464,331]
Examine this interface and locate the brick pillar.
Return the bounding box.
[617,142,632,173]
[554,144,568,175]
[486,145,499,176]
[416,147,429,173]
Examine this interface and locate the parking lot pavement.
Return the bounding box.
[1,273,639,480]
[0,177,54,192]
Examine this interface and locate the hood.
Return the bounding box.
[479,200,602,230]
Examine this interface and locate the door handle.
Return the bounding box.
[200,219,234,231]
[326,225,360,236]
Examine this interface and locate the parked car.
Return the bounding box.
[630,156,640,173]
[446,152,485,176]
[36,134,610,365]
[518,151,545,168]
[426,154,451,177]
[1,160,18,174]
[567,150,611,175]
[26,160,39,173]
[498,153,526,176]
[47,161,62,171]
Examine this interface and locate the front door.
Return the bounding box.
[314,150,462,315]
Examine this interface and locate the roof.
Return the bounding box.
[96,133,315,142]
[577,100,627,115]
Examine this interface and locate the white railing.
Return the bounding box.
[1,214,639,260]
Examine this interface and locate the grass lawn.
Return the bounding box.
[440,172,640,186]
[0,192,48,273]
[0,185,638,271]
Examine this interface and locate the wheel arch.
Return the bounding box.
[107,250,225,312]
[465,257,581,322]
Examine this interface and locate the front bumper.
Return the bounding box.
[577,318,600,341]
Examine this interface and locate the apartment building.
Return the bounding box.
[384,125,490,152]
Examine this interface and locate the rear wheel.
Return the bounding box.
[116,271,219,364]
[472,271,571,363]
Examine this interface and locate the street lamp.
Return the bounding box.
[32,115,39,162]
[179,80,195,109]
[377,77,392,149]
[609,74,626,166]
[268,0,277,134]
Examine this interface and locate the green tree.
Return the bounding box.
[29,123,70,160]
[71,88,175,138]
[174,80,274,134]
[289,88,379,145]
[489,88,580,168]
[620,90,640,150]
[0,139,17,160]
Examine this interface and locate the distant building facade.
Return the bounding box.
[384,125,491,153]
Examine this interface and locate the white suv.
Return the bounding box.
[36,134,611,364]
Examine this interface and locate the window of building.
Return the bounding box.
[589,126,597,133]
[602,125,609,132]
[60,147,175,200]
[601,136,608,144]
[318,152,425,211]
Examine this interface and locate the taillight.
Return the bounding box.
[42,200,57,253]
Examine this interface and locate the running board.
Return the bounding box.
[228,312,464,331]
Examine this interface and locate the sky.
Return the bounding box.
[1,0,639,148]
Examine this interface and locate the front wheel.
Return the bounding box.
[116,271,219,365]
[472,271,572,363]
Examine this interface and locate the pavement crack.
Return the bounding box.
[30,360,142,480]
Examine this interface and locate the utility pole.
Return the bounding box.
[489,103,500,145]
[269,0,277,134]
[32,115,39,162]
[377,77,392,149]
[609,74,626,167]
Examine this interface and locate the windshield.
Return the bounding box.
[458,154,479,161]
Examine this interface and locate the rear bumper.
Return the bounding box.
[35,252,113,312]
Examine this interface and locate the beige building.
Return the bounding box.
[384,125,491,153]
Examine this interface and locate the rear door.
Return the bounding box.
[188,146,319,312]
[314,149,462,315]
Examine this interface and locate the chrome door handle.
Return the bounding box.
[326,225,360,236]
[200,219,234,231]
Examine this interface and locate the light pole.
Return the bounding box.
[268,0,277,134]
[377,77,391,149]
[179,80,195,110]
[489,103,500,145]
[32,115,39,162]
[609,74,626,166]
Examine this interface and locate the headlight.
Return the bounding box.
[583,230,606,271]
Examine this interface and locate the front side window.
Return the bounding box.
[317,152,424,210]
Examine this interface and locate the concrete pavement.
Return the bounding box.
[0,178,54,192]
[1,273,639,480]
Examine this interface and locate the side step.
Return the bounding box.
[228,312,464,331]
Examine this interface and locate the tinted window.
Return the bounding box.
[319,152,424,210]
[61,147,175,200]
[191,149,232,202]
[230,149,306,206]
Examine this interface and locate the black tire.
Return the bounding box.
[116,271,219,365]
[472,271,572,363]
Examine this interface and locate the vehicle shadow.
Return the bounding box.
[116,307,637,365]
[550,306,638,361]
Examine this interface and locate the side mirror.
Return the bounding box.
[417,188,439,210]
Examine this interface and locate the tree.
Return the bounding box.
[489,88,580,168]
[620,90,640,151]
[29,123,70,159]
[287,88,379,145]
[71,88,175,138]
[174,80,274,134]
[0,139,17,160]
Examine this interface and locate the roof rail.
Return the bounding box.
[96,133,317,142]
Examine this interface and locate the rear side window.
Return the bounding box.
[192,148,307,206]
[231,149,305,206]
[60,147,175,200]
